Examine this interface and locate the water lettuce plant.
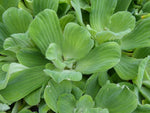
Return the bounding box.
[0,0,150,113]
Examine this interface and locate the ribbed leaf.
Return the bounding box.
[57,94,76,113]
[29,9,63,54]
[98,71,109,87]
[85,73,100,98]
[0,63,28,90]
[109,11,135,33]
[0,63,7,90]
[121,18,150,50]
[17,48,48,67]
[84,108,109,113]
[134,47,150,58]
[0,23,10,50]
[3,7,33,34]
[44,69,82,83]
[115,0,132,12]
[76,42,121,74]
[0,5,5,22]
[4,33,34,53]
[44,80,72,112]
[142,1,150,13]
[0,66,49,103]
[0,0,19,9]
[25,87,42,106]
[95,83,138,113]
[71,0,84,25]
[114,55,141,80]
[63,23,94,60]
[0,103,10,112]
[133,56,150,88]
[95,31,116,44]
[60,14,75,31]
[76,95,94,109]
[132,104,150,113]
[33,0,59,16]
[90,0,117,31]
[46,43,65,69]
[140,86,150,102]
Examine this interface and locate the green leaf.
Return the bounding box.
[140,87,150,102]
[121,18,150,50]
[76,95,94,110]
[0,103,10,112]
[0,23,10,50]
[24,87,42,106]
[33,0,59,16]
[0,63,7,90]
[84,108,109,113]
[60,14,75,31]
[76,42,121,74]
[57,94,76,113]
[85,73,100,98]
[115,0,132,12]
[114,55,141,80]
[142,1,150,13]
[109,11,135,33]
[95,83,138,113]
[39,103,50,113]
[0,63,28,90]
[29,9,63,54]
[95,31,117,44]
[63,23,94,60]
[133,47,150,58]
[71,0,84,26]
[3,7,33,34]
[17,48,48,67]
[133,56,150,88]
[3,33,34,53]
[98,71,109,87]
[0,5,5,22]
[57,3,70,17]
[0,66,49,103]
[90,0,117,31]
[44,80,72,112]
[132,104,150,113]
[44,69,82,83]
[45,43,65,69]
[0,0,19,9]
[72,85,83,100]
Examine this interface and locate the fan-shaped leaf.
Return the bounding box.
[76,42,121,74]
[3,7,33,34]
[63,23,94,60]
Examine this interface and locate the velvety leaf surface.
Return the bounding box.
[63,23,94,60]
[71,0,84,25]
[17,48,48,67]
[85,73,100,98]
[29,9,63,54]
[90,0,117,31]
[33,0,59,16]
[114,55,141,80]
[0,66,49,103]
[95,83,138,113]
[57,94,76,113]
[115,0,132,12]
[109,11,135,33]
[121,18,150,50]
[3,7,33,34]
[4,33,34,53]
[76,42,121,74]
[44,80,72,112]
[44,69,82,83]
